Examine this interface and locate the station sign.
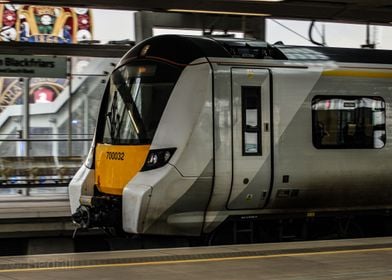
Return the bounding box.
[0,55,67,78]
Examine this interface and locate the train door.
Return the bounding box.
[227,68,271,209]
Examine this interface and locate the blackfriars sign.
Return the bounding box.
[0,55,67,78]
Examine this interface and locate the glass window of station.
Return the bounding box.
[0,56,120,196]
[312,96,386,149]
[0,4,128,197]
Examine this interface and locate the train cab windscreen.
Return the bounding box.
[102,61,182,145]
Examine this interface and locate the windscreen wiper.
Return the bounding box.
[106,91,119,143]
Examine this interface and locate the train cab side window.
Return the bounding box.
[312,96,386,149]
[242,86,262,155]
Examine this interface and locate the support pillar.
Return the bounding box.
[135,11,154,43]
[22,78,30,157]
[243,17,266,40]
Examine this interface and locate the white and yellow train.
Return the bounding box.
[69,35,392,239]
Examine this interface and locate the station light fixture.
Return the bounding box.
[167,9,270,17]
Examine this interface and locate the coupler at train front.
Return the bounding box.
[72,195,122,230]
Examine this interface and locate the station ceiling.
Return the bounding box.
[10,0,392,25]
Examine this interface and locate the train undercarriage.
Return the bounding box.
[72,199,392,247]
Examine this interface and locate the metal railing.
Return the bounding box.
[0,155,84,188]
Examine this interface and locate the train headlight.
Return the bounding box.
[147,153,159,165]
[141,148,176,171]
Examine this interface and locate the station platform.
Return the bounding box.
[0,196,72,237]
[0,237,391,279]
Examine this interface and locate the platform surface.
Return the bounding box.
[0,237,391,279]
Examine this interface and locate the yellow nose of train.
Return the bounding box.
[94,144,150,195]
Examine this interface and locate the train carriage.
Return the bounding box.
[69,35,392,240]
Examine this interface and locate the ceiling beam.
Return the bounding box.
[8,0,392,24]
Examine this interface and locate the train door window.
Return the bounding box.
[242,86,262,155]
[312,96,386,149]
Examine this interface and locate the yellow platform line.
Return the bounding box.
[1,247,392,273]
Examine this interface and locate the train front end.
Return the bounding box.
[69,39,183,230]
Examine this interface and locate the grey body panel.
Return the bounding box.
[269,75,392,210]
[207,62,392,233]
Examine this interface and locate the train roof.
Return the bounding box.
[122,35,392,66]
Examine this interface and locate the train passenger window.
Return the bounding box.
[242,86,262,155]
[312,96,386,149]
